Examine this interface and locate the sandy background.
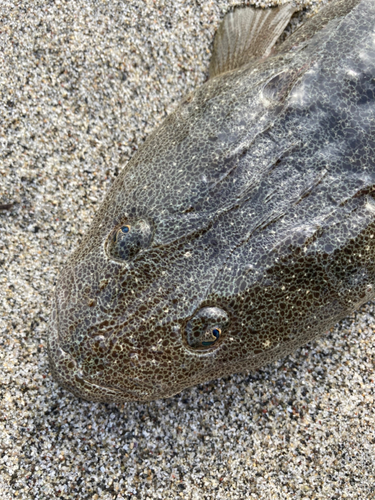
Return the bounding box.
[1,0,374,498]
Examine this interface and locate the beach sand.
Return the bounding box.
[1,0,374,498]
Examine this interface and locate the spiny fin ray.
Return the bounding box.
[209,4,298,79]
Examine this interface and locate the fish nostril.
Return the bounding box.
[99,279,109,290]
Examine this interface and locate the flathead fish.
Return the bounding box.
[48,0,375,402]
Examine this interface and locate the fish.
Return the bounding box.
[48,0,375,403]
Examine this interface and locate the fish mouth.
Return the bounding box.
[48,343,163,403]
[47,302,164,403]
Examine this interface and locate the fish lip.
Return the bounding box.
[48,301,161,402]
[48,340,160,402]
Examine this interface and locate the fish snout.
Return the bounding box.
[48,313,170,402]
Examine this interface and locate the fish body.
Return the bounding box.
[48,0,375,402]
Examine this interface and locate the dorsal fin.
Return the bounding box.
[209,4,298,79]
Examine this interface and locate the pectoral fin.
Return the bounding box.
[209,4,298,79]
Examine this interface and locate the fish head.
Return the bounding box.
[47,164,375,403]
[46,81,251,402]
[48,40,375,402]
[49,152,375,404]
[47,195,246,402]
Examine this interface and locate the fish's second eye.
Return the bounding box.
[185,307,229,350]
[212,328,220,338]
[107,218,153,261]
[201,327,221,347]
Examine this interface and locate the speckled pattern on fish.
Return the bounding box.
[48,0,375,403]
[2,0,375,498]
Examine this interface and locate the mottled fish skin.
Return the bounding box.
[48,0,375,403]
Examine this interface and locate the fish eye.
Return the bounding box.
[107,218,153,261]
[185,307,229,350]
[113,225,131,242]
[201,327,221,347]
[212,328,220,339]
